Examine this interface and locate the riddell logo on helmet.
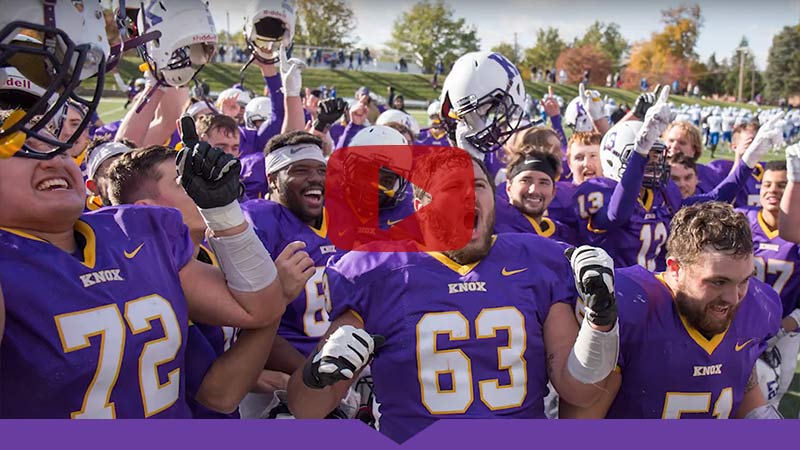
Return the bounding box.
[192,34,217,42]
[326,145,475,252]
[5,76,31,90]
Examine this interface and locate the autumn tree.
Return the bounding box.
[522,27,566,72]
[388,0,480,73]
[555,45,613,86]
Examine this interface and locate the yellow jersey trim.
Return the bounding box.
[1,220,96,269]
[427,236,497,276]
[639,188,654,211]
[655,273,728,356]
[310,208,329,239]
[523,214,556,238]
[757,210,779,240]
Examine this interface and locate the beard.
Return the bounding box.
[280,180,324,226]
[442,210,495,265]
[674,289,741,339]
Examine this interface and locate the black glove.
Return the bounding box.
[566,246,618,327]
[633,85,660,120]
[313,97,348,132]
[176,115,242,209]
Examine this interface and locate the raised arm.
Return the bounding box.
[780,144,800,243]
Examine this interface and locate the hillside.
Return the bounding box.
[106,58,757,110]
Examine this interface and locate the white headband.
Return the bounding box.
[265,143,327,175]
[86,141,132,180]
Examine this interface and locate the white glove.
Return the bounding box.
[302,325,380,388]
[742,115,784,168]
[634,85,671,156]
[279,44,306,97]
[579,84,605,121]
[567,245,616,327]
[786,143,800,182]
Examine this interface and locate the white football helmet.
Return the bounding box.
[0,66,53,111]
[0,0,109,158]
[440,51,528,154]
[348,125,410,209]
[427,100,441,119]
[564,97,594,133]
[244,0,296,64]
[376,109,420,137]
[600,120,670,188]
[138,0,217,87]
[244,96,273,129]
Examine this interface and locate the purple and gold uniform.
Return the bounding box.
[0,206,194,418]
[573,177,679,271]
[415,128,449,146]
[693,162,724,195]
[606,266,781,418]
[326,233,576,442]
[740,208,800,317]
[241,200,344,356]
[494,199,576,244]
[708,160,765,207]
[495,179,578,229]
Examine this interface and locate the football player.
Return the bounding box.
[574,87,779,271]
[707,121,771,207]
[0,111,286,417]
[83,138,136,210]
[662,121,721,194]
[440,51,529,179]
[495,147,576,244]
[737,160,800,406]
[105,145,315,418]
[562,202,782,419]
[669,153,699,199]
[287,156,620,442]
[416,101,450,147]
[780,144,800,243]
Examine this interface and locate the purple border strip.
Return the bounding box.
[1,419,794,450]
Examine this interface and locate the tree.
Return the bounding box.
[522,27,566,72]
[491,42,519,65]
[652,4,703,60]
[765,24,800,101]
[722,37,763,100]
[573,21,628,66]
[388,0,480,73]
[623,5,703,90]
[293,0,356,48]
[695,53,728,96]
[555,45,612,86]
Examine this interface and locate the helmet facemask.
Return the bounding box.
[455,87,528,154]
[0,22,104,159]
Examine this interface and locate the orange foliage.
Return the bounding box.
[554,45,613,86]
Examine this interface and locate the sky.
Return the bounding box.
[209,0,800,69]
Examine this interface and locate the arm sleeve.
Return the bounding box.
[591,152,646,230]
[253,75,285,153]
[549,115,568,152]
[682,162,753,207]
[335,123,365,150]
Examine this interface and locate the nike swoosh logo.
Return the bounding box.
[290,147,303,154]
[124,243,145,259]
[735,339,753,352]
[501,267,528,276]
[338,230,347,237]
[386,218,403,226]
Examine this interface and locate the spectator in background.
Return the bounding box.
[558,68,567,84]
[356,50,363,70]
[305,47,312,66]
[364,48,372,65]
[672,79,679,95]
[348,51,354,70]
[387,86,395,109]
[606,73,613,87]
[392,95,406,113]
[545,69,551,83]
[582,69,590,86]
[693,84,700,97]
[640,77,648,92]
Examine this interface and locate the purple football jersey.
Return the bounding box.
[606,266,781,418]
[326,233,577,443]
[495,180,578,231]
[493,199,576,244]
[693,162,723,195]
[415,128,450,146]
[707,160,764,207]
[379,183,415,230]
[239,153,269,200]
[740,208,800,317]
[241,200,345,356]
[0,206,194,418]
[574,177,680,271]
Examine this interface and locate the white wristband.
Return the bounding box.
[206,223,278,292]
[744,404,783,419]
[199,201,246,232]
[567,317,620,384]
